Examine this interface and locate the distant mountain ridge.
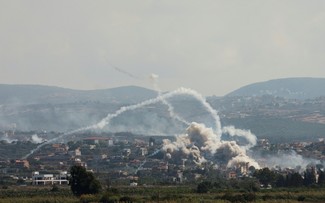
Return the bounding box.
[226,78,325,99]
[0,84,157,105]
[0,81,325,142]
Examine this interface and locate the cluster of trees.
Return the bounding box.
[197,167,325,194]
[69,165,101,196]
[197,178,260,193]
[0,140,37,159]
[69,166,139,202]
[254,167,325,188]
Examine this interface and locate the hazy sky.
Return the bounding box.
[1,1,325,96]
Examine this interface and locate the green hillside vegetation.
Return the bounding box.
[0,84,157,105]
[1,185,325,203]
[223,116,325,143]
[227,77,325,100]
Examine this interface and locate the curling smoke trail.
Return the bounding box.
[150,74,190,126]
[222,126,257,149]
[94,87,221,132]
[135,160,146,174]
[23,87,221,159]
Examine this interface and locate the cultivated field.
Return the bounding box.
[1,185,325,203]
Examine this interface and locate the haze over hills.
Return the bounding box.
[0,84,157,105]
[1,77,325,105]
[0,85,158,132]
[0,78,325,143]
[227,77,325,100]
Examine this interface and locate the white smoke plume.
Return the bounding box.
[0,133,17,143]
[149,73,190,126]
[93,87,221,132]
[135,159,147,174]
[255,151,320,170]
[162,122,260,168]
[222,126,257,149]
[149,73,159,88]
[134,148,165,174]
[31,134,44,144]
[23,127,93,159]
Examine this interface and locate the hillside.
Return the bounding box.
[227,78,325,99]
[0,82,325,143]
[0,85,159,132]
[0,84,157,104]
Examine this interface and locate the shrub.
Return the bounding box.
[243,193,256,202]
[297,195,306,202]
[100,192,120,203]
[120,196,135,202]
[222,192,256,203]
[151,194,159,201]
[70,165,102,196]
[262,194,272,201]
[51,185,59,192]
[197,181,212,193]
[80,194,99,203]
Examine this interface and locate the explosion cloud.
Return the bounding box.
[162,122,260,168]
[222,126,257,149]
[31,134,44,144]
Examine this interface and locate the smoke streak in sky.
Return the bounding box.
[105,58,140,80]
[94,87,222,132]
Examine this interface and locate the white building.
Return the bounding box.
[32,171,69,185]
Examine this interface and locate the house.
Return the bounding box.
[83,137,113,146]
[228,171,237,179]
[68,148,81,157]
[15,160,30,169]
[32,171,69,185]
[139,147,148,156]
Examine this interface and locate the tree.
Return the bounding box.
[67,141,82,151]
[253,167,276,187]
[197,181,212,193]
[304,169,316,186]
[69,165,101,196]
[318,170,325,186]
[287,172,303,187]
[16,178,25,185]
[275,174,286,187]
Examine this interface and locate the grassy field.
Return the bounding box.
[0,185,324,203]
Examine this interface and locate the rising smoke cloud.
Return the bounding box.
[0,133,17,143]
[162,122,260,168]
[222,126,257,149]
[31,134,44,144]
[253,151,321,170]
